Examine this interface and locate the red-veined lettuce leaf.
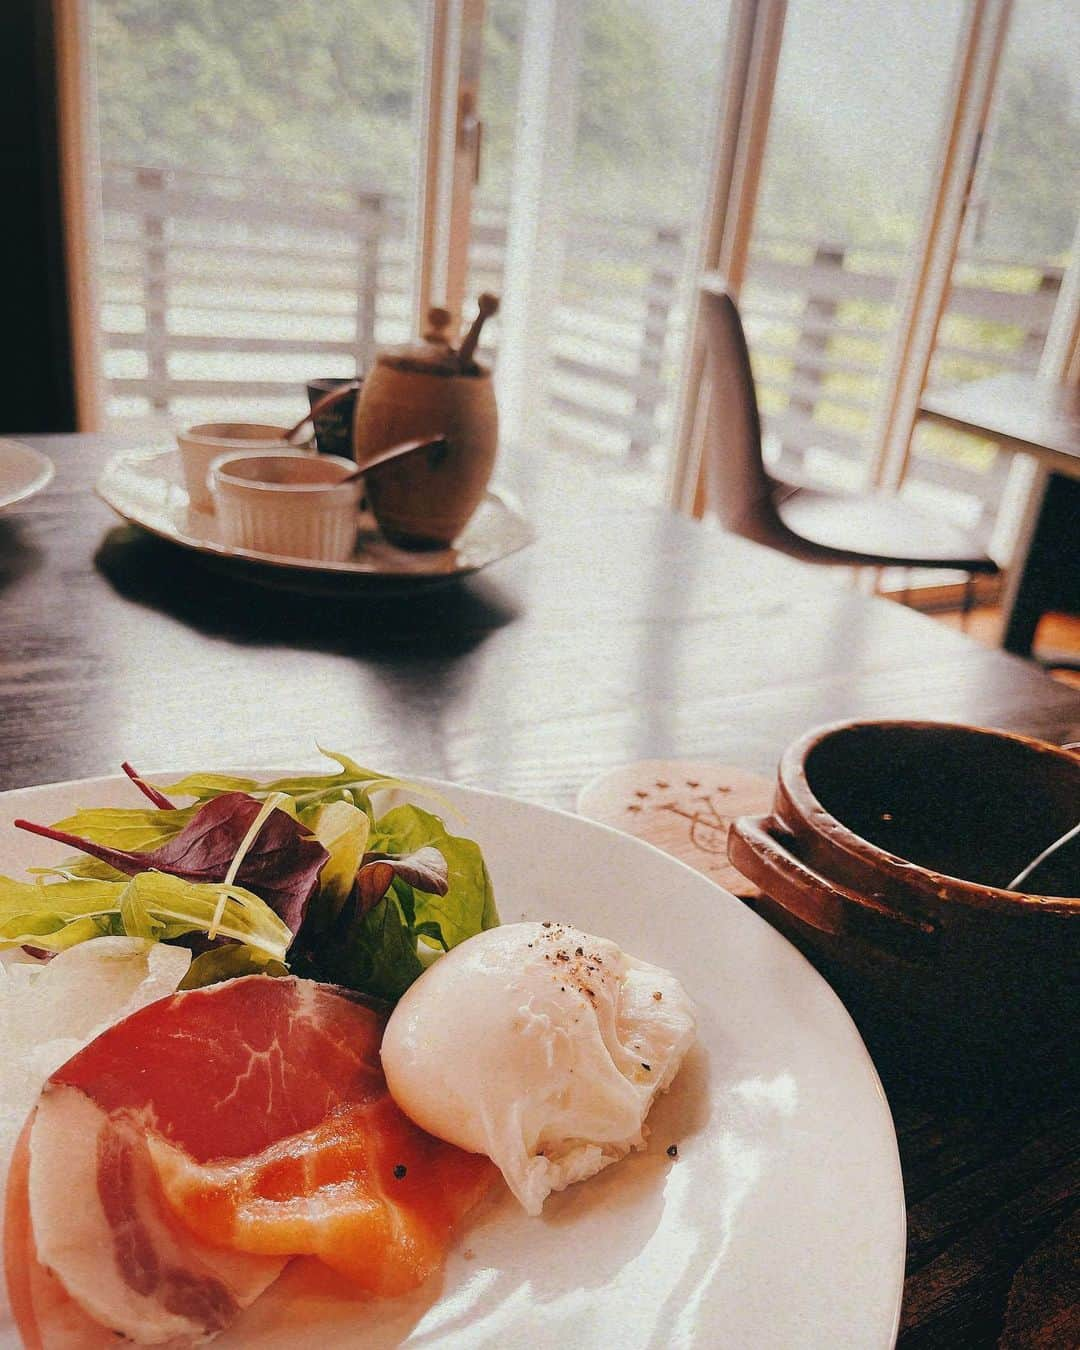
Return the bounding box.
[14,792,328,937]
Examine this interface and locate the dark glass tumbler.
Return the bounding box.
[306,377,362,458]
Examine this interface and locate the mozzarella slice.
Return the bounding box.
[27,1085,285,1345]
[0,939,191,1256]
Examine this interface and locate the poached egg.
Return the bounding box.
[381,921,696,1215]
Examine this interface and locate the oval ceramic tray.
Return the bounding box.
[95,448,534,594]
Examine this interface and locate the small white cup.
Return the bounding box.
[208,451,362,562]
[178,424,300,512]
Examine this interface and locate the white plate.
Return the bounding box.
[95,448,534,594]
[0,440,54,511]
[0,771,905,1349]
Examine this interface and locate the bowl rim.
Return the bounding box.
[209,451,359,496]
[777,718,1080,914]
[178,423,294,446]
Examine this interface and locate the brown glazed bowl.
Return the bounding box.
[727,720,1080,1093]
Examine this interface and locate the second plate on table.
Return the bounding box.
[0,440,54,511]
[95,447,534,595]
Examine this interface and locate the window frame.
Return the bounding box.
[670,0,1080,554]
[54,0,486,429]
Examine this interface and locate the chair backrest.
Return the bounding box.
[698,285,778,541]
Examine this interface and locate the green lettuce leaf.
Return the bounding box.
[115,873,293,957]
[149,772,262,803]
[47,805,198,851]
[158,750,400,811]
[304,799,370,908]
[159,749,455,821]
[320,886,424,1001]
[0,871,291,960]
[369,804,498,949]
[24,802,200,885]
[0,876,126,950]
[259,749,403,806]
[179,944,290,991]
[29,857,131,883]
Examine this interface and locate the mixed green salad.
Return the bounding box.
[0,750,498,998]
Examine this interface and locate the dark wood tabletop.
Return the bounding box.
[3,432,1079,1347]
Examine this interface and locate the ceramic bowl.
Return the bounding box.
[178,423,305,512]
[727,719,1080,1088]
[208,452,361,561]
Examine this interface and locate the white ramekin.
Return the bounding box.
[178,424,300,512]
[208,452,361,562]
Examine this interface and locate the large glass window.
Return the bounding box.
[909,0,1080,531]
[91,0,425,429]
[463,1,729,497]
[83,0,1077,538]
[552,1,728,496]
[462,0,525,371]
[739,0,966,493]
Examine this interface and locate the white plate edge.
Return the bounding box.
[0,440,55,511]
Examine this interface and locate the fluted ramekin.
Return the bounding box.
[209,451,361,561]
[177,423,302,512]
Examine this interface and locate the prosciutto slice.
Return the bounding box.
[7,975,495,1346]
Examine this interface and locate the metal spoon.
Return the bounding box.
[1006,740,1080,891]
[315,435,450,485]
[284,380,362,446]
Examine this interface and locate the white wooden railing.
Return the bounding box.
[99,162,1061,517]
[743,236,1062,518]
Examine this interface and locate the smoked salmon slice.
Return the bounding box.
[149,1094,495,1296]
[9,975,495,1346]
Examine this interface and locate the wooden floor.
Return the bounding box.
[925,606,1080,688]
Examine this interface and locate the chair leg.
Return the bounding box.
[961,573,976,631]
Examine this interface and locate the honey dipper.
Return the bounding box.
[456,293,500,370]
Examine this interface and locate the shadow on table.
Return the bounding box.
[0,517,44,594]
[94,526,520,659]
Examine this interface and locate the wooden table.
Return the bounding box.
[920,372,1080,659]
[3,433,1080,1347]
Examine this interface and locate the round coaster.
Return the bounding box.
[576,760,775,898]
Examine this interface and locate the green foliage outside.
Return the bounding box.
[92,0,1077,256]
